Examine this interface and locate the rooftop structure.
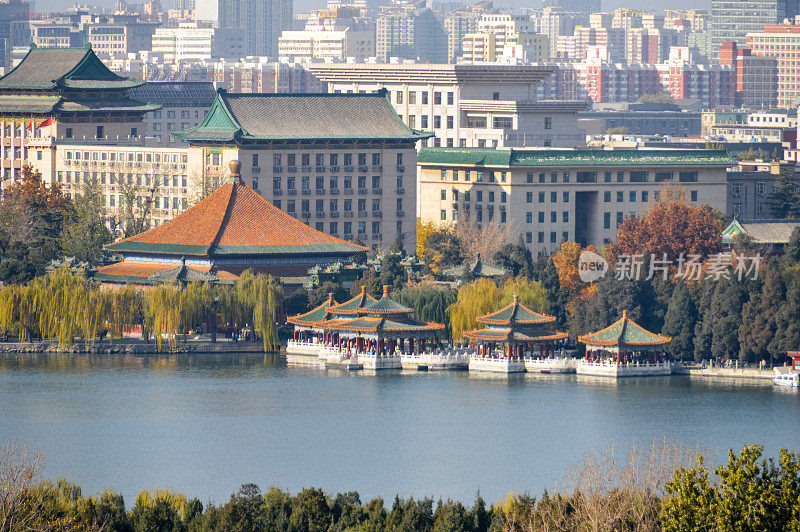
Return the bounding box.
[442,253,507,279]
[98,160,367,285]
[128,81,217,146]
[721,219,800,247]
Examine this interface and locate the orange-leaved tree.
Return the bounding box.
[551,241,598,316]
[607,185,723,265]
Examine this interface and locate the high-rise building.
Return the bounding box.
[711,0,799,58]
[542,0,600,25]
[219,0,293,58]
[0,0,30,72]
[175,0,195,10]
[747,23,800,108]
[719,41,778,109]
[444,1,494,63]
[376,3,447,63]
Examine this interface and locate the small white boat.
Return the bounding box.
[773,367,799,387]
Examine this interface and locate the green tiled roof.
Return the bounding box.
[578,311,671,348]
[722,219,800,244]
[442,255,507,278]
[329,288,377,313]
[0,45,142,91]
[288,294,338,326]
[418,147,736,167]
[477,296,555,325]
[361,295,413,314]
[174,89,433,143]
[147,262,218,284]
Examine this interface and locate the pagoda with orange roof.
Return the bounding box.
[287,285,445,370]
[96,161,367,287]
[465,295,568,373]
[577,311,672,377]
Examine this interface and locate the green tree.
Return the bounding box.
[708,279,748,361]
[661,444,800,532]
[662,281,698,361]
[215,484,266,531]
[262,487,292,530]
[377,253,408,293]
[739,266,784,364]
[768,169,799,219]
[770,272,800,358]
[307,281,347,309]
[493,240,534,279]
[289,488,331,532]
[424,230,463,276]
[60,181,112,264]
[393,284,456,337]
[448,278,502,341]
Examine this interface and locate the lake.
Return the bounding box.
[1,352,798,506]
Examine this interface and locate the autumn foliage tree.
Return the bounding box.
[606,185,723,265]
[551,241,598,315]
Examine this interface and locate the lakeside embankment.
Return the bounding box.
[0,341,789,382]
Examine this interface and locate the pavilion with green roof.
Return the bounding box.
[0,44,159,120]
[465,295,567,373]
[442,253,507,281]
[577,311,672,377]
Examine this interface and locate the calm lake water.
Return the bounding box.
[1,352,799,506]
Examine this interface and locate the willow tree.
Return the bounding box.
[448,278,502,342]
[107,285,146,340]
[182,281,222,341]
[236,270,283,352]
[145,283,184,352]
[500,277,551,314]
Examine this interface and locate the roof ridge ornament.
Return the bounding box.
[229,160,242,184]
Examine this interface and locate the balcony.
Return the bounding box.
[372,211,382,218]
[315,189,325,195]
[330,211,340,218]
[330,188,339,195]
[397,165,405,172]
[301,189,311,195]
[343,165,354,172]
[329,166,340,173]
[397,210,405,217]
[343,233,353,240]
[372,165,382,172]
[358,211,367,218]
[287,165,297,172]
[358,188,368,195]
[343,188,353,195]
[316,166,326,172]
[315,211,325,218]
[252,166,261,173]
[344,211,354,218]
[358,165,368,172]
[272,166,282,173]
[272,189,283,196]
[301,166,312,173]
[287,189,297,195]
[372,188,382,195]
[396,188,405,194]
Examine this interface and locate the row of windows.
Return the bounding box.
[57,171,187,188]
[524,231,570,244]
[103,195,186,210]
[730,181,767,197]
[524,211,570,224]
[271,198,400,213]
[309,220,394,237]
[150,110,201,120]
[268,152,396,168]
[395,90,455,106]
[271,175,402,191]
[441,208,508,223]
[439,169,700,184]
[64,150,186,163]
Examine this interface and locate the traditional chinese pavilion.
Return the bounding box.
[287,285,445,370]
[465,296,567,373]
[97,161,367,286]
[577,310,672,377]
[442,253,507,281]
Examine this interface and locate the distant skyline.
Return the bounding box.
[36,0,712,14]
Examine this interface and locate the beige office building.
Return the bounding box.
[308,63,587,149]
[417,147,734,255]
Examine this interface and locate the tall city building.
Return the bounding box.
[747,23,800,108]
[174,0,195,10]
[711,0,799,57]
[376,3,447,63]
[444,1,494,63]
[542,0,600,25]
[219,0,293,58]
[0,0,30,72]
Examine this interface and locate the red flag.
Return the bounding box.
[28,120,34,133]
[40,117,52,128]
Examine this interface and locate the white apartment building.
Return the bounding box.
[308,63,587,149]
[278,28,375,62]
[151,24,215,62]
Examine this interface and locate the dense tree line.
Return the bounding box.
[0,269,283,353]
[0,166,112,285]
[2,443,798,532]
